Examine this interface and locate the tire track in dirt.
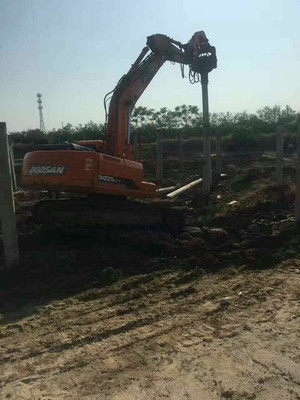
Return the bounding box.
[1,286,212,366]
[0,271,214,349]
[1,263,300,399]
[0,271,284,366]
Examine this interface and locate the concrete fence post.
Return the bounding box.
[276,126,283,185]
[156,130,163,184]
[201,72,211,193]
[296,119,300,224]
[0,122,19,269]
[203,125,211,193]
[216,130,222,175]
[9,142,17,191]
[177,131,183,173]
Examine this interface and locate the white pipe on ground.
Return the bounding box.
[157,186,177,194]
[167,178,203,198]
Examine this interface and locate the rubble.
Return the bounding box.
[220,297,231,307]
[271,217,295,235]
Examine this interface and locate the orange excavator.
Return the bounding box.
[21,31,216,230]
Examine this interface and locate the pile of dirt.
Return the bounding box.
[1,154,299,294]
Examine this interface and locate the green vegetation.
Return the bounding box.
[9,105,299,151]
[9,121,105,145]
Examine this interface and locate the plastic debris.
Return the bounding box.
[227,200,239,206]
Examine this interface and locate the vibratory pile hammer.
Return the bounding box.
[21,31,217,230]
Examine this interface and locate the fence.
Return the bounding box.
[135,127,300,223]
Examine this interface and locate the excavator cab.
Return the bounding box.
[74,140,104,152]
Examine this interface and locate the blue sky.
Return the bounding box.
[1,0,299,131]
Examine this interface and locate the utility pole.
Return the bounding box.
[0,122,19,269]
[37,93,46,133]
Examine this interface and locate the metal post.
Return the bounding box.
[201,72,211,193]
[216,130,222,175]
[276,126,283,185]
[156,130,163,184]
[0,122,19,269]
[296,119,300,224]
[178,131,183,173]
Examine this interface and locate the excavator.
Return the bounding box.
[21,31,217,230]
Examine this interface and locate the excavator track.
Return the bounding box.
[33,197,185,233]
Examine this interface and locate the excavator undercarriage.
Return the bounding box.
[33,196,185,232]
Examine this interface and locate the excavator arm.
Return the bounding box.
[104,31,216,158]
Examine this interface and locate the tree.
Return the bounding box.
[8,104,298,150]
[9,129,48,145]
[131,106,155,129]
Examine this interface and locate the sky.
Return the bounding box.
[1,0,299,132]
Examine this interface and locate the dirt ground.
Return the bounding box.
[0,153,299,399]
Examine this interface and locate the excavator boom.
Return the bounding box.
[105,32,216,157]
